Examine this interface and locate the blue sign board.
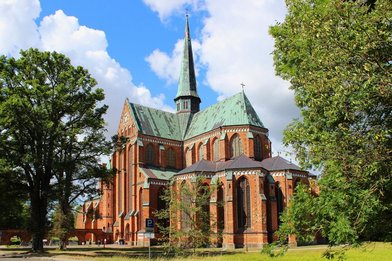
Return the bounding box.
[146,218,154,228]
[146,218,154,232]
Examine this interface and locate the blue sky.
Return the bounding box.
[0,0,300,159]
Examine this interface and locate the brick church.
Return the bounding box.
[75,16,313,248]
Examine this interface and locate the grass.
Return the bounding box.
[1,242,391,260]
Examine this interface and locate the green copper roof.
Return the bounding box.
[184,92,265,139]
[177,112,194,139]
[175,15,199,101]
[128,102,182,140]
[127,91,264,141]
[140,167,178,181]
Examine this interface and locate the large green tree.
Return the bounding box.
[0,49,110,251]
[0,160,29,229]
[270,0,391,245]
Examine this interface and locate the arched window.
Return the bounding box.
[237,177,251,229]
[181,182,191,231]
[139,188,143,230]
[217,185,225,242]
[167,148,176,168]
[198,183,210,235]
[276,182,284,225]
[146,143,154,165]
[254,135,262,161]
[198,143,204,161]
[213,138,220,161]
[230,134,243,158]
[293,178,301,192]
[157,187,169,231]
[125,224,130,241]
[128,146,133,212]
[117,154,122,214]
[185,147,192,167]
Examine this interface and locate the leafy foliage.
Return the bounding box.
[270,0,392,247]
[0,49,111,251]
[0,159,29,229]
[154,177,216,255]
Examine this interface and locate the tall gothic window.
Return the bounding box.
[181,182,191,231]
[230,134,243,158]
[185,148,192,167]
[157,187,168,232]
[237,177,251,229]
[276,182,284,225]
[167,148,176,168]
[198,143,204,161]
[217,185,225,240]
[146,143,154,165]
[213,138,220,161]
[198,183,210,234]
[254,135,262,161]
[128,146,133,212]
[139,188,143,230]
[117,151,122,214]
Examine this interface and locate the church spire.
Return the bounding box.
[174,14,201,113]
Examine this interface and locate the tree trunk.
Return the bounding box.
[59,239,67,250]
[30,190,48,252]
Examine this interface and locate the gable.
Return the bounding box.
[260,156,303,171]
[117,100,138,137]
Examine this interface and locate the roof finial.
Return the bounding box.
[185,8,189,17]
[240,82,245,92]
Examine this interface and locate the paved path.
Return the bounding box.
[0,253,78,261]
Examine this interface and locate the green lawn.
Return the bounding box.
[1,242,391,260]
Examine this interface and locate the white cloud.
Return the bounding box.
[145,39,201,84]
[0,1,173,136]
[0,0,41,55]
[142,0,203,20]
[199,0,300,156]
[145,0,300,157]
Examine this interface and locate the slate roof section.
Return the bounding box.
[177,159,217,174]
[128,102,182,141]
[140,167,178,180]
[177,154,264,175]
[260,156,303,171]
[217,154,263,171]
[184,92,265,139]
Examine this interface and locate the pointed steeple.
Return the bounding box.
[174,14,201,113]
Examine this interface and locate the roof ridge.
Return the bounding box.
[128,101,176,115]
[196,92,243,114]
[184,92,265,139]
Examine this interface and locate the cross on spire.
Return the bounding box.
[240,82,245,91]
